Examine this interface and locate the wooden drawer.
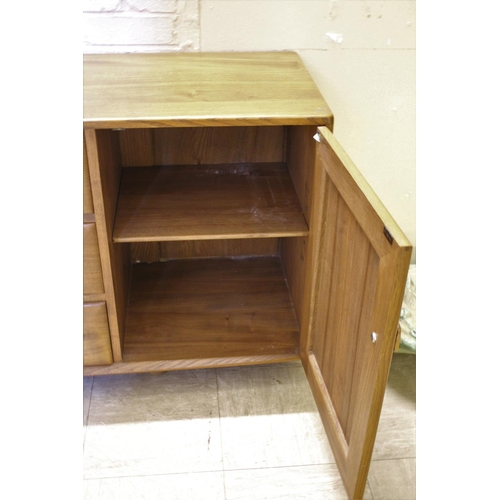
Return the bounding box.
[84,223,104,295]
[84,136,94,214]
[83,302,113,366]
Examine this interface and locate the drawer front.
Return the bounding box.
[84,223,105,295]
[83,302,113,366]
[84,136,94,214]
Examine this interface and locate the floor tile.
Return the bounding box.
[363,482,374,500]
[368,458,416,500]
[217,362,334,470]
[82,355,415,500]
[372,415,415,461]
[87,370,219,424]
[372,354,416,460]
[83,376,93,447]
[386,354,416,398]
[224,464,348,500]
[83,471,225,500]
[83,370,222,479]
[83,376,93,426]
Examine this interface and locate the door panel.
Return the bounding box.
[302,127,412,499]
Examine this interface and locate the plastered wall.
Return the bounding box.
[83,0,416,260]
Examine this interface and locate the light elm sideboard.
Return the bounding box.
[83,52,412,500]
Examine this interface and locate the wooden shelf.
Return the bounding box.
[122,257,300,362]
[113,163,309,242]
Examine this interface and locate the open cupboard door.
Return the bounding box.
[301,126,412,500]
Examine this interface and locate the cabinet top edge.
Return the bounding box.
[82,116,333,129]
[83,51,333,127]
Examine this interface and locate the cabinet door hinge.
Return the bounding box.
[383,226,394,245]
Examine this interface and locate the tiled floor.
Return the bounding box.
[83,354,416,499]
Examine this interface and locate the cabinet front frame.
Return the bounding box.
[83,124,325,374]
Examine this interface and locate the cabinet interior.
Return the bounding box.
[101,125,317,364]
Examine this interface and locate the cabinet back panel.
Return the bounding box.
[131,239,279,263]
[119,127,286,167]
[119,129,155,166]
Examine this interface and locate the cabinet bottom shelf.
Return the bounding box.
[121,256,300,363]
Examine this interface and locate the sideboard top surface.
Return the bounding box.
[83,52,333,129]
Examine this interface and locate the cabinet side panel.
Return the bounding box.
[286,125,317,225]
[153,126,285,165]
[85,129,131,361]
[83,135,94,214]
[281,126,317,335]
[280,237,308,330]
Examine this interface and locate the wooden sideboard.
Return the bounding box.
[83,52,412,500]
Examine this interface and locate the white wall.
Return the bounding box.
[83,0,416,261]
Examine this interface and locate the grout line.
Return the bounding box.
[215,368,228,500]
[83,376,95,451]
[370,456,416,463]
[366,478,375,500]
[83,462,338,483]
[222,462,338,474]
[83,469,226,482]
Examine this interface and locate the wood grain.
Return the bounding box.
[113,163,309,242]
[83,223,105,295]
[84,52,333,129]
[83,135,94,214]
[280,125,318,333]
[83,302,113,366]
[122,257,300,362]
[130,242,161,263]
[130,239,279,263]
[286,125,318,225]
[84,293,106,303]
[119,127,285,167]
[160,239,279,261]
[317,127,410,256]
[153,127,285,165]
[119,128,155,166]
[344,249,411,499]
[316,190,376,437]
[83,353,299,376]
[280,237,308,331]
[299,127,412,500]
[85,129,131,361]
